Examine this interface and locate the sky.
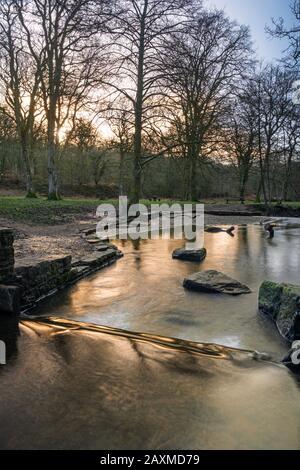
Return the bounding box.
[206,0,295,61]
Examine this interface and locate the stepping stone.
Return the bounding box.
[172,248,207,262]
[72,250,117,268]
[96,245,109,252]
[87,239,101,245]
[81,227,96,237]
[183,270,251,295]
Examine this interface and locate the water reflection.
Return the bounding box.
[36,225,300,359]
[0,317,299,450]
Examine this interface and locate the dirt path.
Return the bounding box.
[0,217,96,266]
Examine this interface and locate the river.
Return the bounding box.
[1,223,300,449]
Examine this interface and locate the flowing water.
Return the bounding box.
[37,223,300,359]
[0,317,300,450]
[1,223,300,449]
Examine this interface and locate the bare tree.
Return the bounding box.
[249,65,295,205]
[15,0,111,199]
[104,0,192,202]
[67,117,98,186]
[0,0,43,197]
[0,105,17,181]
[160,9,253,200]
[221,85,258,201]
[106,98,134,196]
[281,106,300,200]
[268,0,300,67]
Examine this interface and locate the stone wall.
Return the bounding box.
[15,256,72,308]
[0,230,122,314]
[0,228,20,314]
[0,228,14,282]
[14,249,121,311]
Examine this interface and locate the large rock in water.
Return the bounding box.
[259,281,300,341]
[172,247,207,262]
[183,270,251,295]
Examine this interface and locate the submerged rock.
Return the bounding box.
[172,247,207,262]
[205,226,235,234]
[183,270,251,295]
[259,281,300,341]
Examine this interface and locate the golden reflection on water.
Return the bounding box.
[30,317,234,359]
[36,225,300,358]
[1,315,300,450]
[3,223,300,450]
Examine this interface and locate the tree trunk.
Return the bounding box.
[256,177,262,203]
[47,106,59,200]
[133,125,142,203]
[21,142,36,198]
[283,148,293,201]
[133,113,142,203]
[47,140,59,200]
[239,180,246,201]
[0,153,6,182]
[187,130,199,201]
[258,151,269,209]
[132,8,146,204]
[189,155,198,201]
[257,79,270,210]
[119,149,125,196]
[239,164,249,202]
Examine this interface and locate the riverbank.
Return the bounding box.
[0,213,264,265]
[0,195,300,225]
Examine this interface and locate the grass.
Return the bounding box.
[0,196,103,224]
[0,196,195,224]
[0,195,299,225]
[278,201,300,208]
